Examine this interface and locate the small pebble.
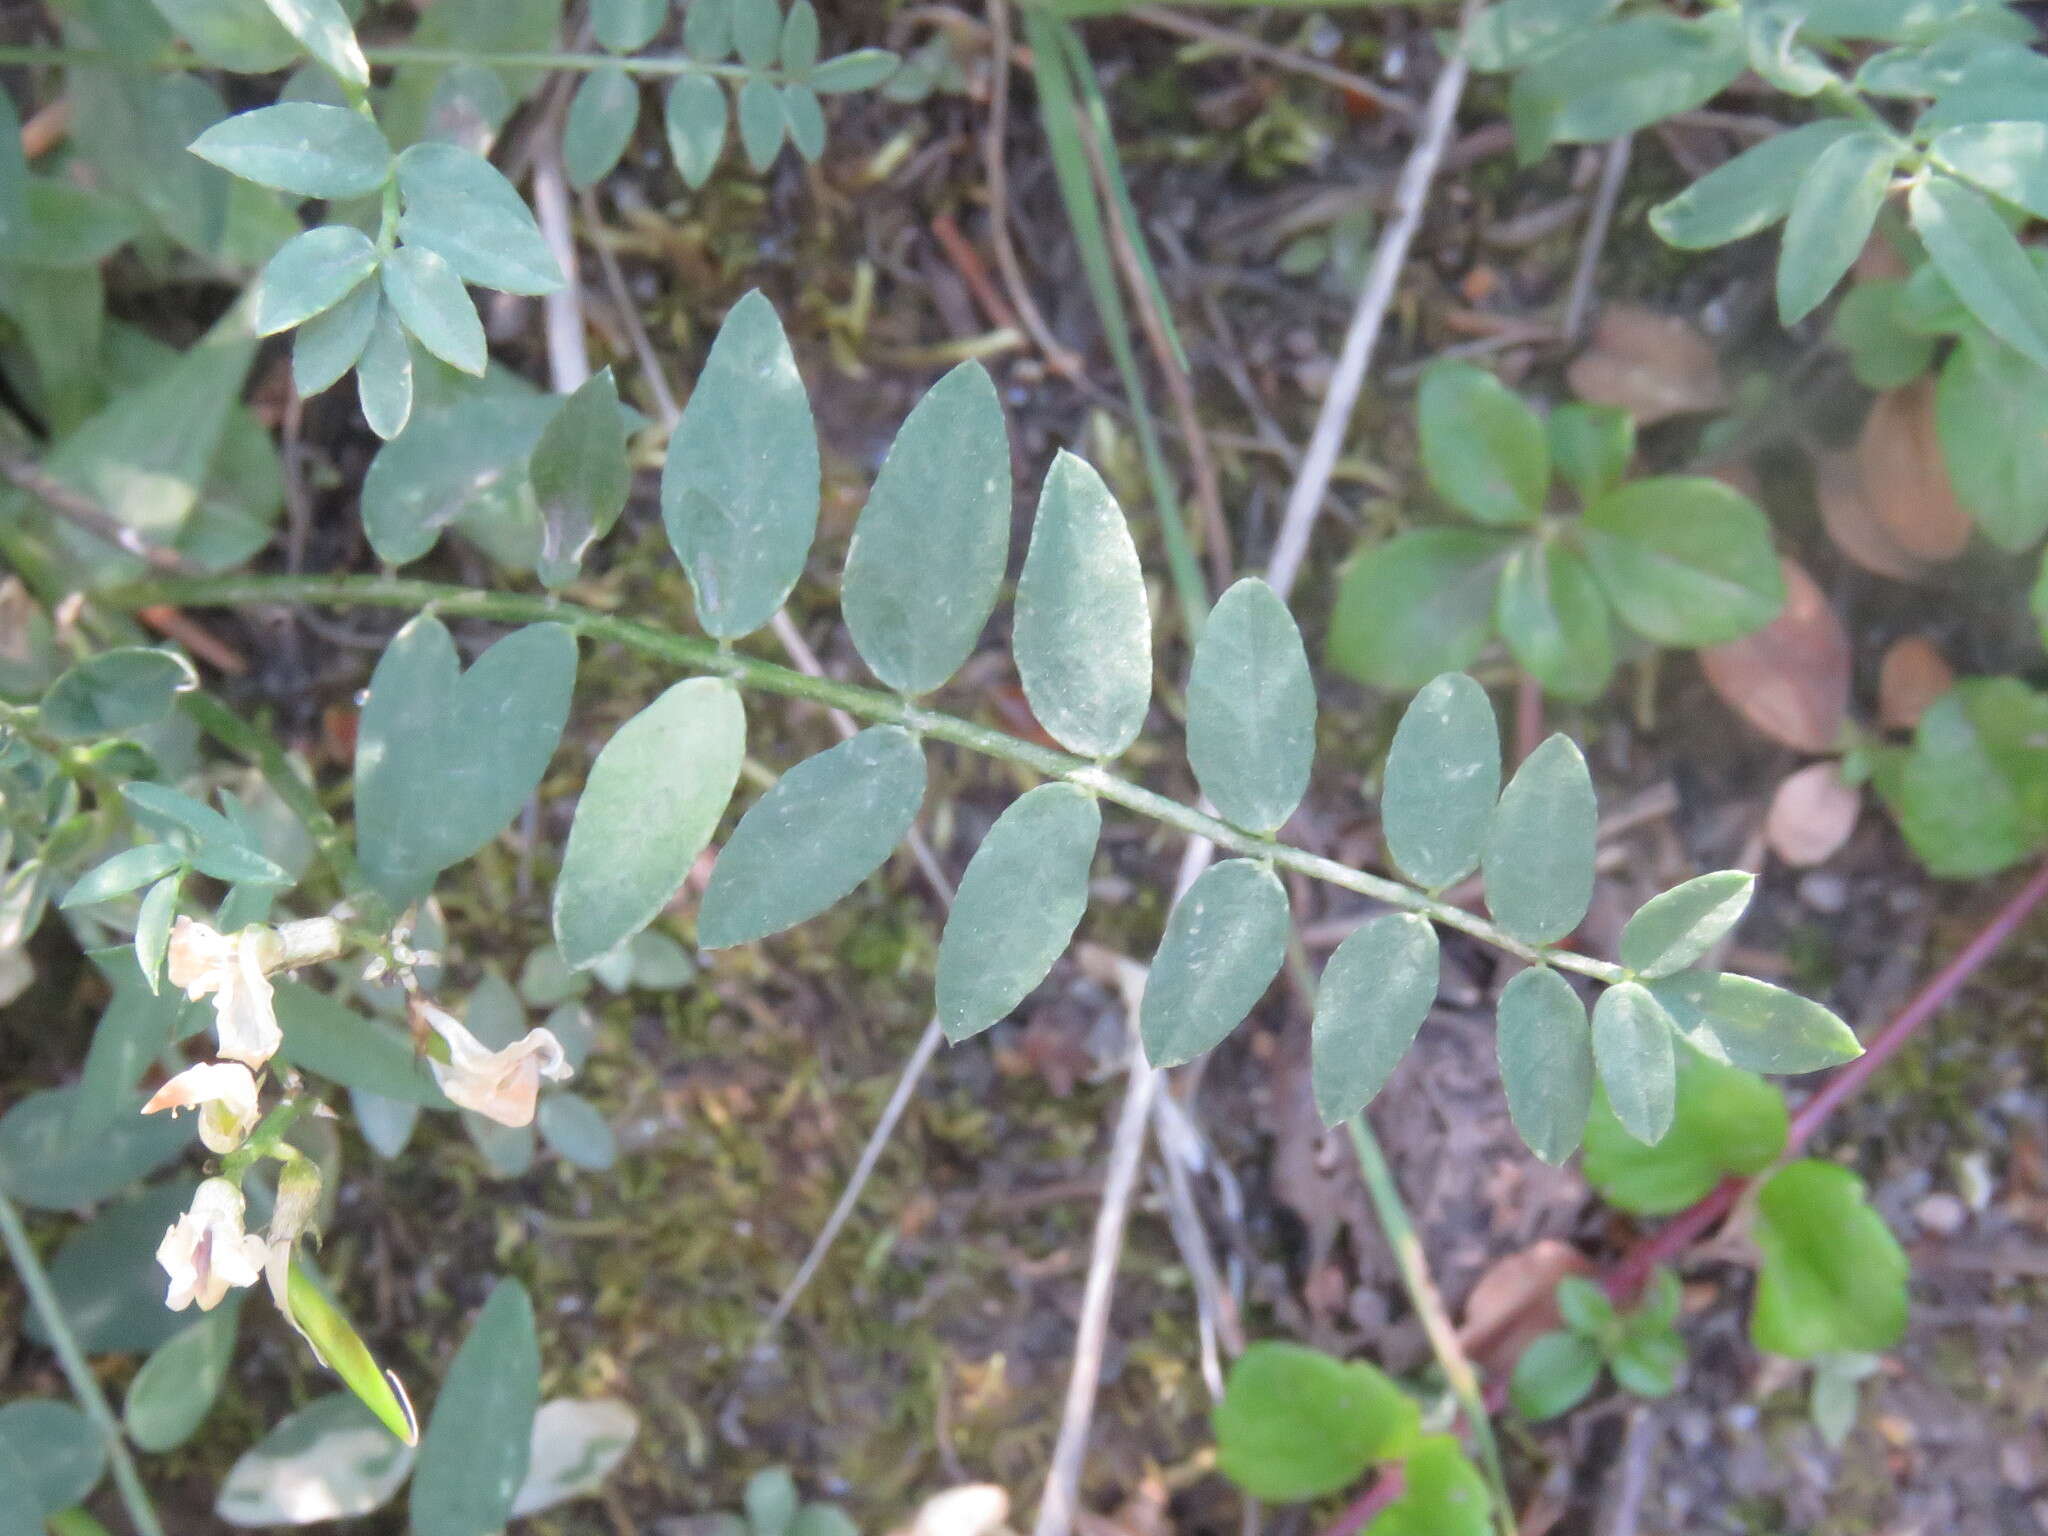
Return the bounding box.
[1798,872,1849,913]
[1915,1192,1966,1236]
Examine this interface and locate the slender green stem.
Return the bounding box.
[1345,1118,1517,1536]
[99,572,1626,984]
[0,1186,166,1536]
[0,41,773,83]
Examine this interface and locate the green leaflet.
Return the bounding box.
[537,1092,618,1169]
[356,297,416,440]
[1495,964,1593,1165]
[1417,359,1547,526]
[781,0,821,73]
[699,726,927,948]
[1546,402,1633,503]
[531,368,633,587]
[1309,913,1439,1124]
[737,76,786,170]
[1140,858,1290,1069]
[0,1401,104,1525]
[1751,1161,1908,1358]
[1381,672,1501,891]
[1013,451,1153,759]
[665,75,729,187]
[1647,970,1860,1074]
[936,784,1100,1043]
[1326,528,1514,690]
[62,844,184,909]
[1831,280,1936,389]
[1185,578,1317,836]
[554,679,746,968]
[292,278,380,396]
[353,616,578,907]
[1619,871,1755,978]
[125,1295,242,1452]
[252,225,378,336]
[660,291,821,639]
[381,245,487,376]
[1509,11,1744,155]
[1910,173,2048,372]
[1509,1330,1603,1420]
[594,0,666,50]
[842,361,1012,695]
[1591,981,1678,1144]
[782,85,826,161]
[273,983,453,1107]
[1777,129,1901,325]
[27,1180,197,1355]
[564,66,640,188]
[1482,732,1596,945]
[189,102,392,199]
[394,141,563,296]
[215,1394,414,1527]
[1650,119,1861,249]
[812,49,901,94]
[1582,1042,1786,1215]
[1579,476,1784,647]
[1464,0,1620,71]
[410,1279,540,1535]
[1366,1436,1491,1536]
[1212,1342,1418,1502]
[1494,539,1614,701]
[1933,119,2048,223]
[262,0,369,90]
[41,648,197,739]
[1933,329,2048,550]
[1878,677,2048,877]
[148,0,299,72]
[361,389,559,565]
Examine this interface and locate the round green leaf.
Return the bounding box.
[1831,279,1937,390]
[1582,1043,1786,1215]
[936,784,1101,1043]
[1777,129,1901,325]
[1619,871,1755,979]
[190,103,392,200]
[1509,1330,1603,1421]
[565,66,639,189]
[1934,330,2048,551]
[126,1295,242,1451]
[537,1093,618,1170]
[1879,677,2048,878]
[1495,964,1593,1166]
[1546,402,1634,503]
[1592,982,1678,1144]
[0,1401,106,1521]
[1579,476,1784,647]
[1311,913,1439,1124]
[699,726,927,948]
[41,648,196,740]
[216,1394,414,1527]
[410,1279,540,1536]
[253,224,378,337]
[1910,172,2048,373]
[1186,578,1317,835]
[382,245,486,376]
[1610,1327,1684,1397]
[1752,1161,1908,1358]
[1649,119,1859,249]
[1494,539,1614,701]
[1417,359,1547,526]
[1482,732,1596,946]
[1646,969,1860,1074]
[1366,1435,1491,1536]
[1326,528,1513,691]
[1381,672,1501,890]
[665,75,729,188]
[395,141,563,296]
[555,678,745,968]
[842,361,1012,695]
[660,290,820,640]
[1213,1342,1418,1502]
[1139,858,1290,1069]
[532,368,633,587]
[1013,451,1153,759]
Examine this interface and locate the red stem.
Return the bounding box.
[1513,674,1543,767]
[1320,1465,1405,1536]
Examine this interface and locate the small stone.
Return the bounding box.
[1915,1192,1966,1236]
[1798,872,1849,913]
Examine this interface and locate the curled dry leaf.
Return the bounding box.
[1856,378,1972,562]
[1566,303,1727,424]
[1698,558,1851,752]
[1766,761,1863,867]
[906,1485,1012,1536]
[1812,450,1929,581]
[1456,1236,1595,1382]
[1878,634,1954,732]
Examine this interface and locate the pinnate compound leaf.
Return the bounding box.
[190,104,391,199]
[1591,982,1678,1144]
[1186,578,1316,835]
[936,784,1100,1042]
[1509,1330,1603,1421]
[261,0,368,89]
[1495,964,1593,1165]
[1310,913,1439,1124]
[1382,672,1501,890]
[843,361,1011,694]
[126,1297,241,1452]
[665,75,729,187]
[216,1394,412,1527]
[381,246,486,376]
[356,298,415,440]
[1326,529,1514,690]
[1620,871,1754,979]
[1649,119,1859,248]
[555,679,745,968]
[699,726,926,948]
[1140,859,1290,1069]
[1646,970,1860,1074]
[1417,360,1547,526]
[1494,539,1614,701]
[1776,129,1901,325]
[660,290,820,640]
[1751,1161,1908,1357]
[1366,1436,1491,1536]
[1483,733,1596,946]
[1582,1044,1786,1215]
[531,368,633,588]
[410,1279,539,1535]
[253,225,378,337]
[395,142,563,296]
[564,66,639,189]
[1213,1342,1418,1502]
[355,616,578,907]
[1910,173,2048,372]
[1013,451,1153,758]
[1579,476,1784,646]
[292,279,380,397]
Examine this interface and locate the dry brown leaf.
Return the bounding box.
[1878,634,1955,732]
[1766,761,1862,867]
[1857,378,1972,561]
[1455,1237,1594,1382]
[1812,449,1930,581]
[1566,303,1727,424]
[1698,557,1851,752]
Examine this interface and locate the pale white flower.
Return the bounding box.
[141,1061,261,1154]
[418,1002,572,1128]
[156,1177,269,1313]
[167,918,281,1068]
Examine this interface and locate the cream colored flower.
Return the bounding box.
[156,1178,269,1312]
[142,1061,261,1154]
[419,1003,572,1128]
[167,918,281,1068]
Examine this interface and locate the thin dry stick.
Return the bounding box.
[1264,8,1474,599]
[533,151,589,392]
[1131,6,1415,119]
[1561,135,1633,345]
[0,439,195,574]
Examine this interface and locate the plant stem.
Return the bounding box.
[0,1187,166,1536]
[0,42,764,82]
[1345,1117,1517,1536]
[101,572,1627,984]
